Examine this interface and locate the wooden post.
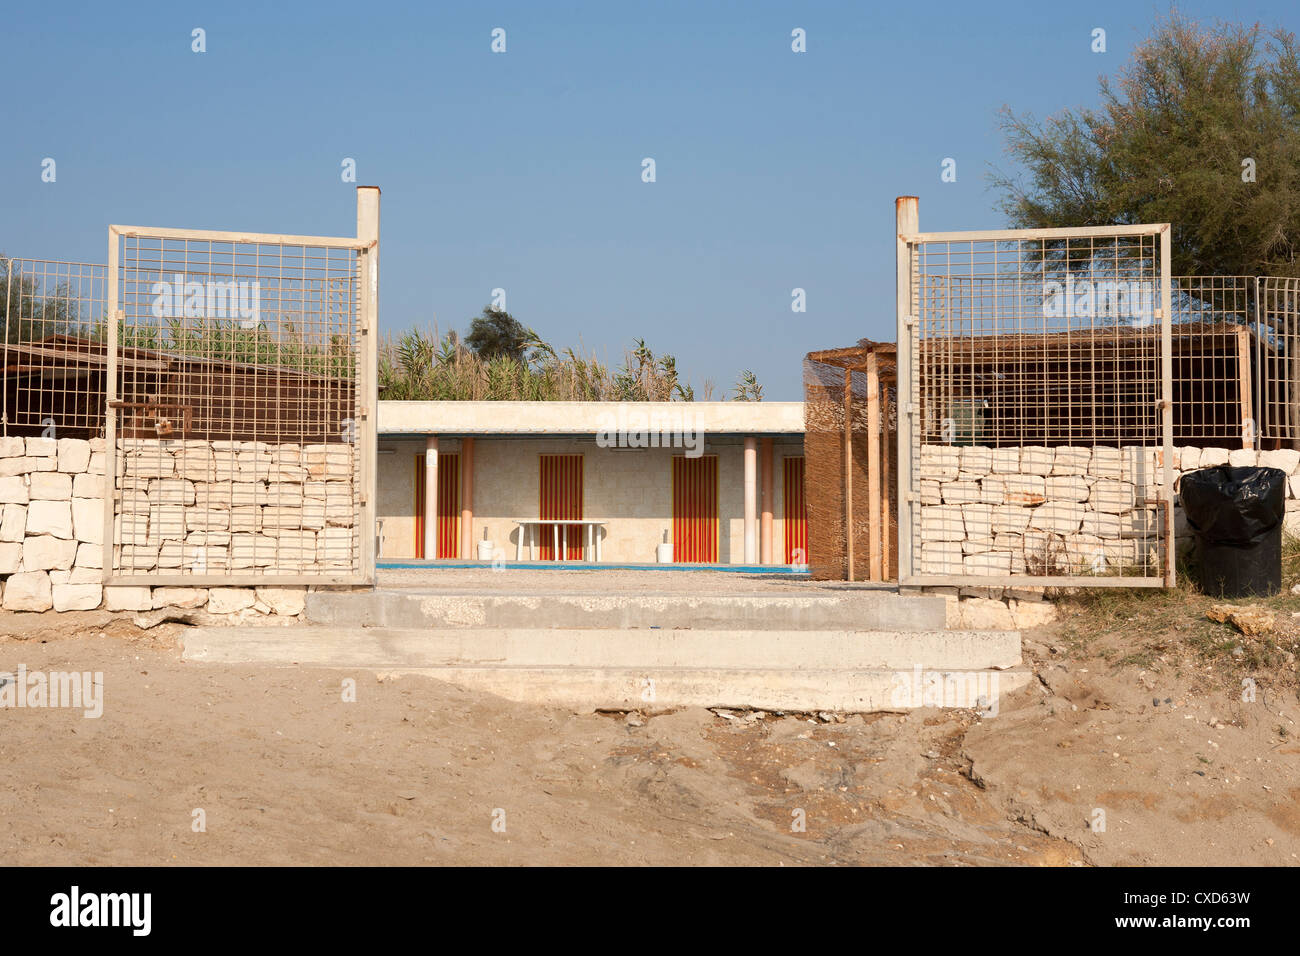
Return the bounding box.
[423,436,438,559]
[866,350,881,581]
[1238,325,1254,449]
[460,436,475,559]
[844,367,854,581]
[881,387,891,580]
[760,437,773,564]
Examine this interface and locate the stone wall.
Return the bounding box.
[0,435,354,616]
[116,438,356,575]
[919,444,1300,578]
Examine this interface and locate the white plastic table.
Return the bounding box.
[514,519,606,562]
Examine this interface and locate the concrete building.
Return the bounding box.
[375,401,806,566]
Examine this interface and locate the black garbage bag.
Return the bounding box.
[1180,465,1286,598]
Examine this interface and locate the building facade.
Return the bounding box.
[375,401,806,566]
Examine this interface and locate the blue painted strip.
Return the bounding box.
[378,560,810,574]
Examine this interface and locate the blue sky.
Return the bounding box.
[3,0,1296,398]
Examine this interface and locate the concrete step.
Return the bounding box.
[183,626,1021,671]
[304,588,948,632]
[180,625,1025,712]
[335,666,1033,713]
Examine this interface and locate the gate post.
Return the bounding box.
[1160,225,1175,587]
[894,197,918,584]
[357,186,381,584]
[101,228,120,582]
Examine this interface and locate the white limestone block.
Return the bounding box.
[53,583,102,611]
[28,471,72,500]
[72,498,102,543]
[27,500,73,539]
[1020,446,1054,476]
[1028,501,1085,535]
[0,503,26,542]
[56,438,91,473]
[940,481,981,504]
[991,447,1020,474]
[1090,479,1136,514]
[1052,446,1091,475]
[1045,475,1089,502]
[4,571,52,611]
[103,586,152,611]
[920,505,966,543]
[22,534,77,571]
[0,476,28,504]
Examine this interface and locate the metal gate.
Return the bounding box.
[1258,276,1300,441]
[896,207,1174,588]
[103,198,378,586]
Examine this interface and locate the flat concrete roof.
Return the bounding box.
[377,401,805,436]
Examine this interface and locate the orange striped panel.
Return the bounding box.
[540,455,583,560]
[416,453,461,559]
[672,455,718,563]
[437,454,460,559]
[783,456,807,564]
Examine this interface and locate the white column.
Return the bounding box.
[743,437,757,564]
[423,436,438,559]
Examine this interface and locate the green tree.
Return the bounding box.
[0,256,79,342]
[991,12,1300,278]
[465,306,532,362]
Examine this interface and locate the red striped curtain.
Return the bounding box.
[414,453,460,559]
[437,454,460,559]
[783,456,808,564]
[672,455,718,563]
[539,455,583,560]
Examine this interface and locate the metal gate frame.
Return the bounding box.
[102,189,380,587]
[1257,275,1300,442]
[895,199,1175,589]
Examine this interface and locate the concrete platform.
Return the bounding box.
[188,574,1018,712]
[183,626,1021,671]
[180,625,1025,712]
[304,588,948,632]
[291,666,1032,712]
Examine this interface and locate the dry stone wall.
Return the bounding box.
[116,438,356,575]
[0,435,355,617]
[916,444,1299,578]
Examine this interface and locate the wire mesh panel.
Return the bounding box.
[1258,277,1300,441]
[899,225,1174,587]
[105,227,371,585]
[1,258,108,437]
[1170,276,1258,446]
